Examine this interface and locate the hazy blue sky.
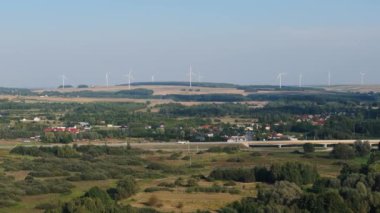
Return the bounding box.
[0,0,379,88]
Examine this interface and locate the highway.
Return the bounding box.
[242,139,380,148]
[0,139,379,150]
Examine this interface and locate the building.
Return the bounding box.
[227,136,247,142]
[44,127,80,134]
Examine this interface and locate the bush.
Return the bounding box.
[168,152,182,160]
[84,186,114,206]
[18,178,74,195]
[224,181,237,186]
[270,162,319,185]
[0,175,23,208]
[303,143,315,153]
[331,144,356,159]
[186,184,240,194]
[144,187,173,193]
[258,181,303,205]
[35,202,59,210]
[157,182,175,188]
[209,168,255,182]
[226,157,245,163]
[107,176,139,200]
[353,140,371,157]
[210,162,318,185]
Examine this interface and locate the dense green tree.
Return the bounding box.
[258,181,303,205]
[209,168,255,183]
[108,176,139,200]
[353,140,371,157]
[270,162,319,185]
[331,144,356,159]
[303,143,315,153]
[84,187,114,207]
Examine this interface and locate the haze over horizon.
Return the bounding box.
[0,1,379,88]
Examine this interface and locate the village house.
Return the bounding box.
[227,136,247,142]
[44,127,80,134]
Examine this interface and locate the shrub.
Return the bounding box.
[168,152,182,160]
[144,187,173,193]
[186,184,240,194]
[226,157,245,163]
[35,202,59,210]
[353,140,371,157]
[84,186,114,206]
[258,181,303,205]
[303,143,315,153]
[331,144,356,159]
[157,182,175,188]
[270,162,319,185]
[209,168,255,182]
[224,181,237,186]
[108,176,139,200]
[18,178,74,195]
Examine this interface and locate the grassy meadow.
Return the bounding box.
[0,144,371,213]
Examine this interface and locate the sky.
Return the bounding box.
[0,0,379,88]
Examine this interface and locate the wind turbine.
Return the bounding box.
[360,72,366,85]
[60,75,66,89]
[277,73,286,89]
[187,65,195,88]
[125,71,134,90]
[298,73,303,88]
[151,72,158,83]
[105,72,110,88]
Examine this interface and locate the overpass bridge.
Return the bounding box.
[241,139,380,148]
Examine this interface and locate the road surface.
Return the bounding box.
[0,139,379,150]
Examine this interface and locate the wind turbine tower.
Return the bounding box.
[125,71,134,90]
[187,65,195,88]
[61,75,66,89]
[151,72,158,83]
[277,73,286,89]
[360,72,366,85]
[298,73,303,88]
[106,73,110,88]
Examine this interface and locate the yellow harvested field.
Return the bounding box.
[34,85,247,96]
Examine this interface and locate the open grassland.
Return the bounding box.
[0,144,370,213]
